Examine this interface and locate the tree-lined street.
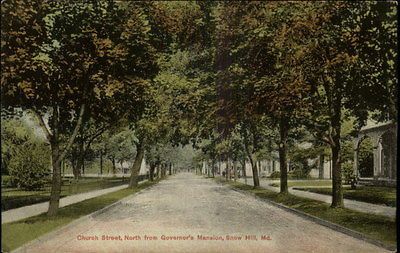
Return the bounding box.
[1,1,397,252]
[16,173,389,253]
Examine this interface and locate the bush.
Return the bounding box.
[342,161,354,184]
[8,141,51,190]
[268,171,281,179]
[1,176,15,188]
[2,176,11,188]
[288,168,312,179]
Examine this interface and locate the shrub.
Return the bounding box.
[8,141,51,190]
[342,161,354,184]
[288,168,312,179]
[269,171,281,179]
[1,176,14,188]
[287,156,314,179]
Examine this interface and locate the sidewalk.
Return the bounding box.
[237,178,395,219]
[1,183,140,224]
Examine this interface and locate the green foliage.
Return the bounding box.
[306,1,397,134]
[341,137,374,179]
[289,148,312,168]
[1,117,46,173]
[358,138,374,177]
[2,118,50,190]
[146,143,197,170]
[1,176,12,188]
[1,0,159,146]
[8,141,50,190]
[269,171,281,179]
[1,118,31,175]
[109,129,136,165]
[0,0,397,213]
[268,169,312,180]
[288,169,312,180]
[341,161,354,183]
[340,140,355,162]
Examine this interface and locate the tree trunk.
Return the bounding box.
[331,143,343,207]
[62,160,65,176]
[46,106,62,217]
[244,140,259,187]
[77,138,85,177]
[169,163,172,175]
[225,159,229,181]
[318,154,324,179]
[149,164,155,181]
[233,161,237,182]
[33,104,85,217]
[279,119,289,194]
[161,164,166,178]
[155,165,159,179]
[100,151,103,175]
[331,120,343,207]
[129,141,145,188]
[112,158,116,175]
[82,160,85,175]
[72,158,80,180]
[47,142,62,216]
[241,158,247,184]
[212,159,215,178]
[249,159,259,187]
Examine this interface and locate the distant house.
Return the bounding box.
[353,121,397,187]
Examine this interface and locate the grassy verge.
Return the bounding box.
[215,178,396,248]
[1,177,130,211]
[294,186,396,207]
[269,180,332,188]
[1,180,158,252]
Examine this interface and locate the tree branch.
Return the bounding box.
[57,103,86,164]
[84,125,108,151]
[321,136,333,146]
[32,109,53,143]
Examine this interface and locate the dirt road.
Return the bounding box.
[17,173,389,253]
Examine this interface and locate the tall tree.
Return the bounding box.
[306,2,397,207]
[1,0,157,215]
[225,2,317,192]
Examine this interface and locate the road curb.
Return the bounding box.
[10,180,157,253]
[228,185,396,252]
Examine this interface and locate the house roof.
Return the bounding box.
[359,121,397,135]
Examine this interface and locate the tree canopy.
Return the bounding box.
[1,1,397,214]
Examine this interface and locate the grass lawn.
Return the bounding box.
[269,180,332,188]
[1,177,130,211]
[294,186,396,207]
[215,178,396,249]
[1,180,158,252]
